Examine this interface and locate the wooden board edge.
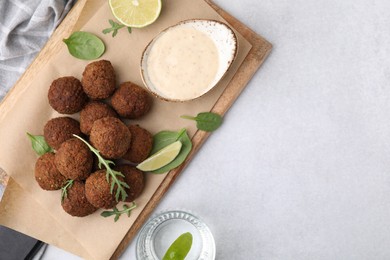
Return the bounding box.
[110,2,272,259]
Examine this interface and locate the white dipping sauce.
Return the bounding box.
[147,27,219,100]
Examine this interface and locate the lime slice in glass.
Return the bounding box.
[109,0,162,28]
[137,141,182,171]
[163,232,193,260]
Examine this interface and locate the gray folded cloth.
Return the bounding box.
[0,0,76,101]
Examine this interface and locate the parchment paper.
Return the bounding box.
[0,0,252,259]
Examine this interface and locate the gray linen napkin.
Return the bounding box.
[0,0,76,101]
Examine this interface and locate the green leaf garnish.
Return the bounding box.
[147,128,192,174]
[102,19,132,37]
[162,232,193,260]
[73,134,129,202]
[181,112,223,132]
[100,202,136,222]
[63,31,105,60]
[26,132,53,156]
[61,179,74,202]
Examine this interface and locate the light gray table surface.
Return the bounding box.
[43,0,390,259]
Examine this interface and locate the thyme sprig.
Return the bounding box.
[61,179,74,202]
[73,135,129,202]
[100,202,137,222]
[102,19,132,37]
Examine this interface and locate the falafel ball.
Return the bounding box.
[44,117,82,150]
[85,170,120,209]
[80,101,118,135]
[122,125,153,163]
[35,153,67,190]
[82,60,116,100]
[48,76,88,114]
[55,138,93,180]
[61,181,97,217]
[110,81,152,119]
[89,117,131,159]
[114,165,145,202]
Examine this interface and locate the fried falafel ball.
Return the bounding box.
[80,101,118,135]
[122,125,153,163]
[48,76,88,114]
[61,181,97,217]
[85,170,121,209]
[55,138,93,180]
[110,81,152,119]
[89,117,131,159]
[43,117,82,150]
[114,165,145,202]
[35,153,67,190]
[81,60,116,100]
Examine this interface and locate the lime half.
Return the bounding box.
[163,232,193,260]
[137,141,182,171]
[109,0,162,28]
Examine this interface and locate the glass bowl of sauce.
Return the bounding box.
[141,19,237,102]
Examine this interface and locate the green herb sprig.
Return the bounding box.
[26,132,53,156]
[63,31,105,60]
[181,112,223,132]
[102,19,132,37]
[73,135,129,202]
[100,202,137,222]
[61,179,74,202]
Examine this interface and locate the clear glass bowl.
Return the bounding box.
[136,209,215,260]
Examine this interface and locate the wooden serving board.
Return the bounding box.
[1,0,271,258]
[112,1,272,259]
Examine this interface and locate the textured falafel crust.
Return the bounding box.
[55,138,93,180]
[48,76,88,114]
[110,81,152,119]
[62,181,97,217]
[43,117,82,150]
[82,60,116,100]
[114,165,145,202]
[122,125,153,163]
[85,170,119,209]
[35,153,67,190]
[80,101,118,135]
[89,117,131,159]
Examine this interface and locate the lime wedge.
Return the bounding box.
[137,141,182,171]
[163,232,193,260]
[109,0,162,28]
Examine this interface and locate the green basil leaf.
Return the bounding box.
[150,129,183,154]
[63,31,105,60]
[181,112,222,132]
[151,129,192,174]
[26,132,53,156]
[194,112,223,132]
